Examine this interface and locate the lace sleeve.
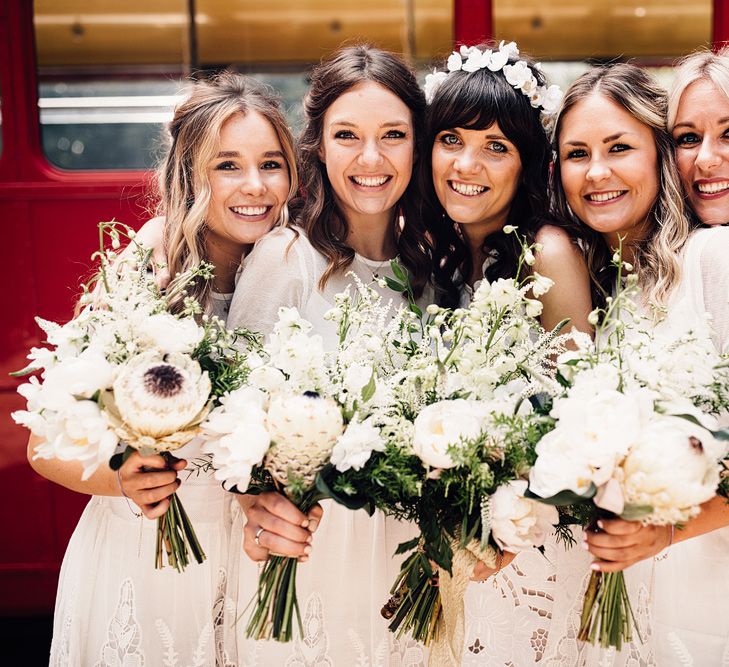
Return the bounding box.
[695,227,729,353]
[227,227,310,335]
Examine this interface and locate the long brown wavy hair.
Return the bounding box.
[297,45,431,297]
[551,64,690,310]
[158,71,298,313]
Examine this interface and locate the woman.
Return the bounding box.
[419,42,592,664]
[580,50,729,665]
[547,63,713,666]
[226,45,431,665]
[29,71,298,666]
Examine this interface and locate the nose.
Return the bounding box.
[358,138,384,168]
[585,155,611,183]
[453,147,481,175]
[695,136,722,172]
[240,167,265,196]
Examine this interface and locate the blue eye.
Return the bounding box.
[439,133,461,146]
[489,141,508,153]
[675,132,700,147]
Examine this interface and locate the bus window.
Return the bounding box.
[34,1,191,171]
[493,0,712,89]
[33,1,453,170]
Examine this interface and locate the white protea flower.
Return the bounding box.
[109,350,211,453]
[265,392,344,489]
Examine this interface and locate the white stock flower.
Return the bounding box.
[531,272,554,298]
[412,399,484,469]
[112,350,211,442]
[525,299,543,318]
[138,313,204,354]
[489,279,522,310]
[491,480,558,551]
[40,349,115,410]
[331,417,386,472]
[621,415,723,524]
[343,362,374,397]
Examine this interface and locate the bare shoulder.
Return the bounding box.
[534,224,585,272]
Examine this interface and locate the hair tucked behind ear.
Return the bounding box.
[297,45,431,298]
[157,71,298,313]
[551,63,691,310]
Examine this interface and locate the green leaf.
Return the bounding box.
[395,537,421,555]
[9,363,40,378]
[385,276,406,293]
[360,372,376,403]
[315,467,375,514]
[525,483,597,506]
[390,260,407,283]
[619,503,653,521]
[670,413,729,441]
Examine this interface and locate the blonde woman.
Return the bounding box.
[30,72,297,666]
[543,63,692,666]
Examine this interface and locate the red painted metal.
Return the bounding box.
[0,0,151,614]
[714,0,729,48]
[454,0,493,47]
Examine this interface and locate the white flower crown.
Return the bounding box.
[424,41,564,133]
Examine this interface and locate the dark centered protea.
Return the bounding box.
[143,364,185,398]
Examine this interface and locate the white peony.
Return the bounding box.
[412,399,484,469]
[40,348,115,410]
[138,313,204,354]
[41,400,119,479]
[248,366,286,394]
[529,428,596,498]
[111,350,211,447]
[621,415,723,524]
[491,480,559,551]
[331,417,386,472]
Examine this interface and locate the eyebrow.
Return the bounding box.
[673,117,729,130]
[563,132,634,146]
[329,120,410,128]
[215,150,284,158]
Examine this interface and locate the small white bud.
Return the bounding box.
[503,225,517,234]
[587,310,600,326]
[426,304,440,315]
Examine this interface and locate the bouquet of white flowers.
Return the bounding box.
[12,221,255,572]
[527,253,729,650]
[200,273,407,642]
[318,230,569,657]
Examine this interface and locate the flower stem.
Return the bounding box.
[155,492,206,573]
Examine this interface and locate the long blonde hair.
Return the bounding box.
[159,71,298,312]
[551,63,691,309]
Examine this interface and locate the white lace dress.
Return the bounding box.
[226,226,427,667]
[542,225,729,667]
[49,294,239,667]
[456,274,567,666]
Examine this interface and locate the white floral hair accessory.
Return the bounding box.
[423,41,564,133]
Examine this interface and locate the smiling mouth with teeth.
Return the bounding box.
[696,181,729,195]
[585,190,627,203]
[231,205,270,216]
[350,175,391,187]
[449,180,488,196]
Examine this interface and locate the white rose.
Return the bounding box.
[412,399,484,469]
[621,415,723,524]
[138,313,204,354]
[331,417,386,472]
[491,480,559,551]
[112,350,210,440]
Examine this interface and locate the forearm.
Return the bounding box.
[27,435,120,496]
[673,495,729,544]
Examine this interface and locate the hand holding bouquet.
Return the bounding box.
[13,221,254,571]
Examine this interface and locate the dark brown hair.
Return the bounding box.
[420,43,552,308]
[297,45,431,297]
